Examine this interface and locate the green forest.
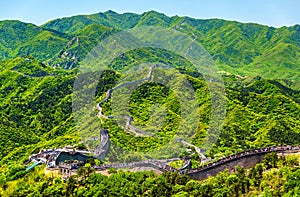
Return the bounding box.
[0,10,300,196]
[1,153,300,196]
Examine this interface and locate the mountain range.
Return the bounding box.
[0,10,299,79]
[0,10,300,196]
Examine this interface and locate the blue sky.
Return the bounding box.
[0,0,299,27]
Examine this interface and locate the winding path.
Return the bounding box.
[93,129,109,158]
[94,145,300,177]
[93,158,179,172]
[91,65,300,178]
[91,65,157,158]
[95,64,157,137]
[182,145,300,175]
[176,138,207,162]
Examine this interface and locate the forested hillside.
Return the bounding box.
[0,56,299,165]
[0,11,299,79]
[0,10,299,196]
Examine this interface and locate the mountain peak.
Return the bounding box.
[142,10,166,17]
[104,10,118,15]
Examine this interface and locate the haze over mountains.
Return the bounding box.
[0,10,299,79]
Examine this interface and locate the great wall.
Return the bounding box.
[28,143,300,180]
[95,64,157,137]
[91,145,300,180]
[26,64,300,180]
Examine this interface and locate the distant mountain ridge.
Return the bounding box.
[0,10,300,79]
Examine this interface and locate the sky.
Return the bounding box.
[0,0,299,27]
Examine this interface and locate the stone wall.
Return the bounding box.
[186,153,266,180]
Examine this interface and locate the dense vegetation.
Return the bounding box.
[1,153,300,196]
[0,10,300,196]
[0,11,299,79]
[0,55,299,195]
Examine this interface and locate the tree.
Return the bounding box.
[66,176,77,196]
[250,163,264,187]
[285,155,299,167]
[284,169,300,195]
[76,143,87,150]
[263,152,278,169]
[108,168,117,174]
[78,163,95,179]
[235,166,250,193]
